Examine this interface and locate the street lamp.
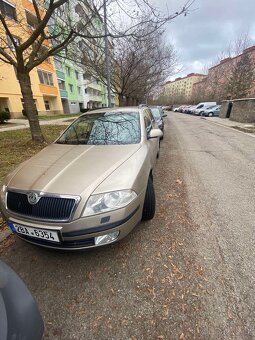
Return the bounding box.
[103,0,112,107]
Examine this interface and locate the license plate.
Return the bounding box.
[9,222,60,243]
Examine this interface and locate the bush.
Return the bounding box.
[0,111,10,124]
[80,108,90,113]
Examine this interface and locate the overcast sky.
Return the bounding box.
[155,0,255,79]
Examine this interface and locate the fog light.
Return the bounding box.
[95,231,119,246]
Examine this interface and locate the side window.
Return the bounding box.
[145,108,154,122]
[143,110,152,134]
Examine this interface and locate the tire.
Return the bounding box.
[157,140,160,158]
[142,176,156,221]
[208,112,214,117]
[199,111,204,116]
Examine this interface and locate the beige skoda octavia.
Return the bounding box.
[0,107,163,250]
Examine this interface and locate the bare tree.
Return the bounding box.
[80,25,179,105]
[0,0,193,142]
[225,52,255,99]
[196,31,254,103]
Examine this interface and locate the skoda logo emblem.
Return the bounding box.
[27,192,40,205]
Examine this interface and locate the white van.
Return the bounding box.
[193,102,217,116]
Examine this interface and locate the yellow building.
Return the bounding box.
[0,0,63,117]
[162,73,207,103]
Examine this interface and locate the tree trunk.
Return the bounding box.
[17,71,45,143]
[118,94,126,107]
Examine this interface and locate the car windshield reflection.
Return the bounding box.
[56,112,141,145]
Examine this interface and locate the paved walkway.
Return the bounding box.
[202,116,255,135]
[0,117,76,132]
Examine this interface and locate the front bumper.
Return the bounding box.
[1,194,144,250]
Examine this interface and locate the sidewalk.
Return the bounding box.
[0,117,75,132]
[202,116,255,135]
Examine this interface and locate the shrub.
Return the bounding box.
[0,111,10,123]
[80,108,90,113]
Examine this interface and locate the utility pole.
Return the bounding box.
[103,0,112,107]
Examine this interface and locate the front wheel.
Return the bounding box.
[142,177,156,221]
[208,112,214,117]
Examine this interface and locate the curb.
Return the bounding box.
[0,228,12,242]
[0,215,12,242]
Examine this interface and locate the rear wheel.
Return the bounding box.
[142,176,156,221]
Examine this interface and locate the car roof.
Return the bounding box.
[81,107,141,117]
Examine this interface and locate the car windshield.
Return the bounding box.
[150,108,162,119]
[56,112,141,145]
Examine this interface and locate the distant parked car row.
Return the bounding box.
[174,102,221,117]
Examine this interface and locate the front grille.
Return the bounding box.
[18,234,95,249]
[7,191,77,221]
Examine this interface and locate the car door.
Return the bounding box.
[143,109,158,168]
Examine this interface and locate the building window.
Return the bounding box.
[54,58,63,71]
[25,10,38,29]
[44,100,50,111]
[38,70,54,86]
[0,0,17,20]
[66,66,71,76]
[7,35,20,50]
[69,84,73,92]
[84,88,87,93]
[58,79,66,90]
[75,70,79,80]
[78,86,81,94]
[21,98,37,110]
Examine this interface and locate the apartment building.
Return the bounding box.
[53,1,115,113]
[0,0,63,117]
[162,73,207,102]
[193,45,255,102]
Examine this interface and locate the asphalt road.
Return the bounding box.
[1,112,255,339]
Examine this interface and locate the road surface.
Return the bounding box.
[1,112,255,339]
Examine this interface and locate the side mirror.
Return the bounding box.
[0,261,44,340]
[148,128,163,139]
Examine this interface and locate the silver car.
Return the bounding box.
[0,107,162,250]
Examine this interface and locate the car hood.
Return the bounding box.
[6,143,141,196]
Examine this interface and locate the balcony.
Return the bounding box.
[88,94,102,102]
[60,89,68,98]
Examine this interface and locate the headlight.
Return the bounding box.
[0,184,6,203]
[82,190,137,217]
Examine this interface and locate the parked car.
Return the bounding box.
[0,107,163,250]
[162,105,172,111]
[173,107,180,112]
[202,105,221,117]
[0,260,44,340]
[186,105,197,114]
[149,106,166,137]
[183,105,194,113]
[177,105,187,113]
[193,102,217,116]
